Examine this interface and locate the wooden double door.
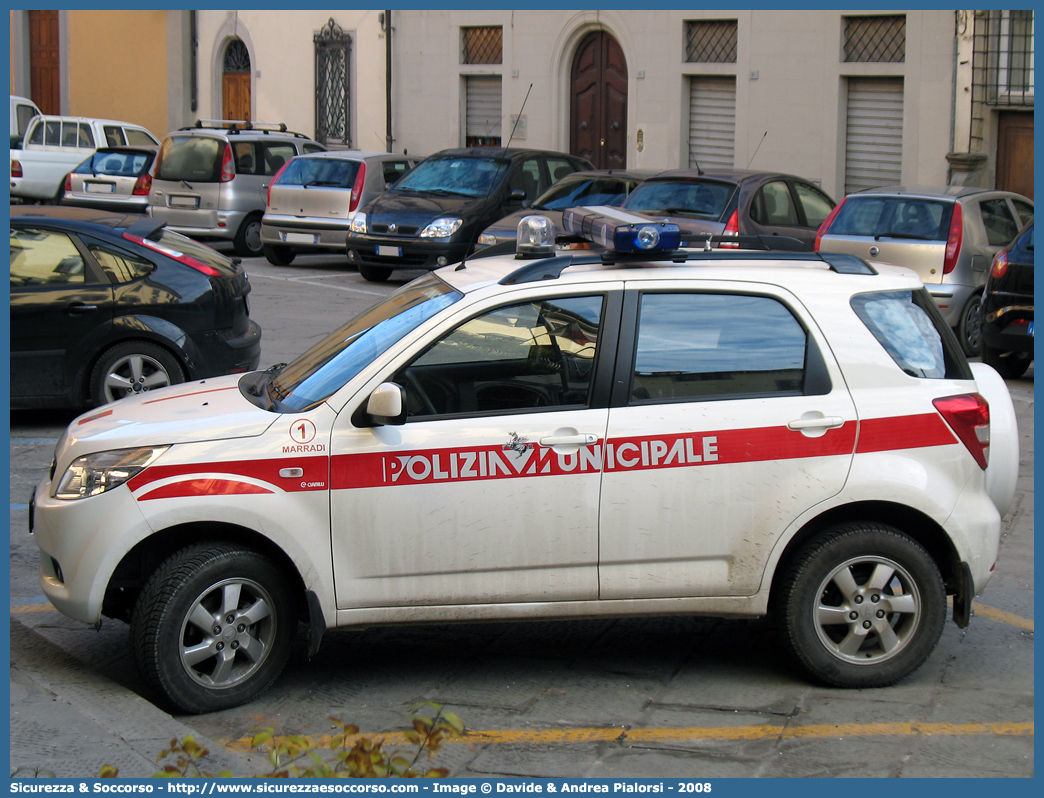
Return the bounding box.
[570,31,627,170]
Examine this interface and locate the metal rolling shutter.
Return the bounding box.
[465,76,502,146]
[688,77,736,170]
[845,78,904,194]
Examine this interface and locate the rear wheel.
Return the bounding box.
[262,244,296,266]
[957,293,983,356]
[89,341,185,406]
[981,342,1031,379]
[358,263,393,283]
[777,523,945,688]
[131,543,296,714]
[233,215,264,258]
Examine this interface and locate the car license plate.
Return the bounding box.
[377,245,401,257]
[284,232,317,244]
[169,195,199,208]
[1029,321,1034,336]
[84,182,114,193]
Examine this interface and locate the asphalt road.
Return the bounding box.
[9,251,1035,778]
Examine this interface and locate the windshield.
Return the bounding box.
[266,273,462,411]
[829,197,954,240]
[534,176,637,210]
[277,156,360,188]
[622,179,735,221]
[393,156,510,198]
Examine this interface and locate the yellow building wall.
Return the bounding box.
[66,10,170,138]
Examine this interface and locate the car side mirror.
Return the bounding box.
[508,189,526,203]
[366,382,407,426]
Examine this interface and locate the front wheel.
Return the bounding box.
[131,544,297,714]
[358,263,393,283]
[777,523,945,688]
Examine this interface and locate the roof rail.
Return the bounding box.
[179,119,311,139]
[497,242,877,285]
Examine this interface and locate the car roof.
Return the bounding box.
[291,150,402,161]
[557,168,661,181]
[848,185,1000,200]
[427,147,584,161]
[29,115,148,127]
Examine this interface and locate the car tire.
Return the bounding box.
[981,342,1031,379]
[233,215,264,258]
[89,341,185,407]
[358,263,393,283]
[777,522,945,688]
[957,292,983,357]
[262,244,296,266]
[131,543,297,714]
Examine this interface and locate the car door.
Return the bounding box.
[747,179,816,246]
[598,281,858,599]
[10,224,114,399]
[329,286,621,609]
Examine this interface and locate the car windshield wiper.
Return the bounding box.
[246,362,286,398]
[303,180,342,187]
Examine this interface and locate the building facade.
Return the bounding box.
[10,9,1033,201]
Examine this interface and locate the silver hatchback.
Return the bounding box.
[260,150,415,266]
[147,121,326,258]
[61,146,158,213]
[816,186,1033,355]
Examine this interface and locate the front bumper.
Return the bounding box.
[347,233,470,270]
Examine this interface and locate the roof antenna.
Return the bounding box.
[746,131,768,169]
[457,83,535,271]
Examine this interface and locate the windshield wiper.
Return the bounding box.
[875,232,935,241]
[246,362,286,397]
[303,180,342,187]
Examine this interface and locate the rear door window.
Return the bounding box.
[26,120,44,146]
[382,160,411,185]
[979,198,1020,245]
[1011,198,1034,227]
[261,143,297,175]
[794,181,835,228]
[751,181,800,226]
[103,126,125,147]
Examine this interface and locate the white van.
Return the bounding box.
[10,95,42,145]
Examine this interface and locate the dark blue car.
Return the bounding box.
[980,220,1033,379]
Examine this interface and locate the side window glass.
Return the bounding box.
[10,227,86,286]
[87,244,155,283]
[16,105,37,136]
[794,182,835,228]
[103,126,124,147]
[124,129,156,146]
[78,123,96,148]
[44,120,62,146]
[980,198,1019,246]
[302,143,326,154]
[234,142,258,175]
[752,181,800,226]
[61,122,80,147]
[393,295,604,418]
[261,143,296,175]
[382,160,410,186]
[27,121,44,146]
[509,159,544,200]
[546,157,577,186]
[1011,199,1034,228]
[632,293,806,402]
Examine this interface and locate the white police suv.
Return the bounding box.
[30,208,1019,713]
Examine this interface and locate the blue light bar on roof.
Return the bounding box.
[562,206,681,253]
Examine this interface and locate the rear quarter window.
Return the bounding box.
[851,290,971,380]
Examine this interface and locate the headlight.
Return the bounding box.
[477,233,498,247]
[419,217,463,238]
[54,446,168,500]
[350,212,368,235]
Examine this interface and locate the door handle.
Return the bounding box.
[787,416,844,431]
[65,303,97,315]
[539,433,598,447]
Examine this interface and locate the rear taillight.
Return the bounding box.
[990,249,1009,279]
[943,202,963,275]
[814,197,846,251]
[349,162,367,214]
[122,232,222,277]
[65,174,72,192]
[12,160,22,178]
[934,393,990,470]
[719,209,740,249]
[132,172,152,196]
[267,160,291,207]
[220,144,234,183]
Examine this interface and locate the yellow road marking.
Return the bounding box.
[971,601,1034,632]
[10,603,57,614]
[225,721,1033,751]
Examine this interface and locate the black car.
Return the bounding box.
[346,147,593,281]
[474,168,659,252]
[10,206,262,409]
[980,220,1033,379]
[620,169,836,249]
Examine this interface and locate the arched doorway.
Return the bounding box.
[570,31,627,169]
[222,38,251,122]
